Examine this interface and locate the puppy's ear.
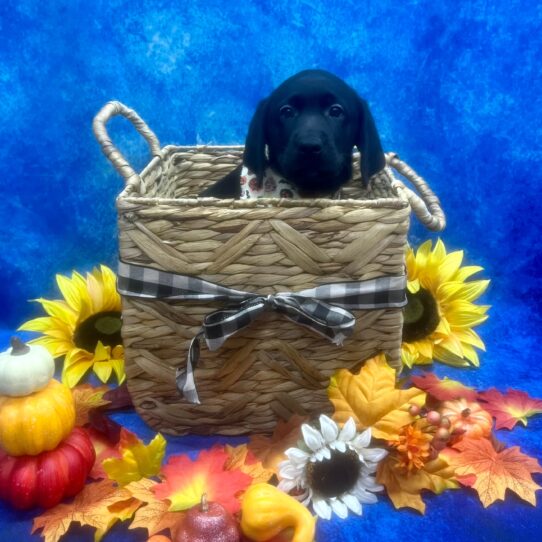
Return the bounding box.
[356,98,386,187]
[242,99,269,184]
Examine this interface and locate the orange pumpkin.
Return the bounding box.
[0,379,76,456]
[440,398,492,439]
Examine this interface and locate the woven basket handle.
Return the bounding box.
[385,152,446,231]
[92,101,161,192]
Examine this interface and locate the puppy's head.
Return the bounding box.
[243,70,385,196]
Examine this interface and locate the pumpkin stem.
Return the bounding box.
[10,337,31,356]
[461,408,471,418]
[201,493,208,513]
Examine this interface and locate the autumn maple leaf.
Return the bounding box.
[102,428,167,485]
[224,444,274,484]
[410,373,478,402]
[478,388,542,430]
[377,452,458,514]
[248,415,307,473]
[154,447,252,514]
[328,355,426,439]
[127,478,184,538]
[443,438,542,507]
[32,479,140,542]
[72,384,111,426]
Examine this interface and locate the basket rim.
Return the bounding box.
[117,144,408,209]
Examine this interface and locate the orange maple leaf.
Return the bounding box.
[443,438,542,507]
[377,452,458,514]
[72,384,110,426]
[224,444,274,484]
[127,478,184,538]
[32,479,139,542]
[328,355,426,440]
[478,388,542,430]
[154,447,252,514]
[410,373,478,402]
[248,415,307,473]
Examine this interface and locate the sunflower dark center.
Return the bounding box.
[402,288,440,342]
[306,449,361,498]
[73,311,122,352]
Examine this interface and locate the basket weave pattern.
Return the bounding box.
[94,101,445,436]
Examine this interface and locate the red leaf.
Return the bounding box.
[411,373,477,402]
[154,446,252,514]
[478,388,542,430]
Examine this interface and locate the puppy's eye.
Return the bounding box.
[279,105,296,119]
[328,104,345,118]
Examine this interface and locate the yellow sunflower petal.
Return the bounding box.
[27,336,72,357]
[99,265,121,310]
[445,301,490,328]
[412,338,434,359]
[432,346,471,368]
[86,272,105,312]
[433,334,464,359]
[19,316,58,333]
[437,250,464,284]
[33,298,77,325]
[109,357,126,384]
[56,274,86,313]
[64,347,94,368]
[460,344,481,366]
[62,360,95,388]
[93,361,113,383]
[407,279,421,293]
[415,240,433,271]
[454,328,486,351]
[438,280,490,304]
[453,265,484,282]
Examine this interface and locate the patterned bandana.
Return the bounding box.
[240,165,300,199]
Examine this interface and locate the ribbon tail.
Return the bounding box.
[176,331,203,404]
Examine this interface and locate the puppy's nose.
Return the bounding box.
[298,140,323,155]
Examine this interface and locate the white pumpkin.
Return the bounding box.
[0,337,55,396]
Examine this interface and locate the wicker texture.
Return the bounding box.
[94,101,445,436]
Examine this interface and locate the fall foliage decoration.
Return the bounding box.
[442,438,542,507]
[102,429,167,486]
[478,388,542,430]
[19,265,125,387]
[328,354,426,440]
[0,378,76,456]
[0,427,95,510]
[439,398,493,440]
[410,373,478,402]
[154,447,252,514]
[402,239,489,368]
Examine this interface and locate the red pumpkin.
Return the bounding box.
[0,427,95,509]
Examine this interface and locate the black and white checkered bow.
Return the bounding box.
[117,261,407,404]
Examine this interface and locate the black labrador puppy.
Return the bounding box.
[200,69,385,198]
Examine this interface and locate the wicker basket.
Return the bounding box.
[93,101,445,436]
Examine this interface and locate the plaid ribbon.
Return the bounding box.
[117,261,407,404]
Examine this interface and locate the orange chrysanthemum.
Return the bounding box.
[388,422,432,473]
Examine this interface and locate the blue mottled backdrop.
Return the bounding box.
[1,1,541,541]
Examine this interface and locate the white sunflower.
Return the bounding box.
[278,415,387,520]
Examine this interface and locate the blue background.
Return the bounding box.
[1,0,541,541]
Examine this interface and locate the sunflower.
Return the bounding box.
[402,239,490,368]
[278,415,387,520]
[19,265,125,387]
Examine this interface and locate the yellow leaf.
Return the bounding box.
[32,480,136,542]
[327,355,426,439]
[224,444,274,484]
[377,453,458,513]
[72,384,110,426]
[126,479,183,538]
[103,431,167,486]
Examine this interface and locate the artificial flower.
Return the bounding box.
[387,420,433,472]
[278,415,387,520]
[402,239,490,368]
[19,265,125,387]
